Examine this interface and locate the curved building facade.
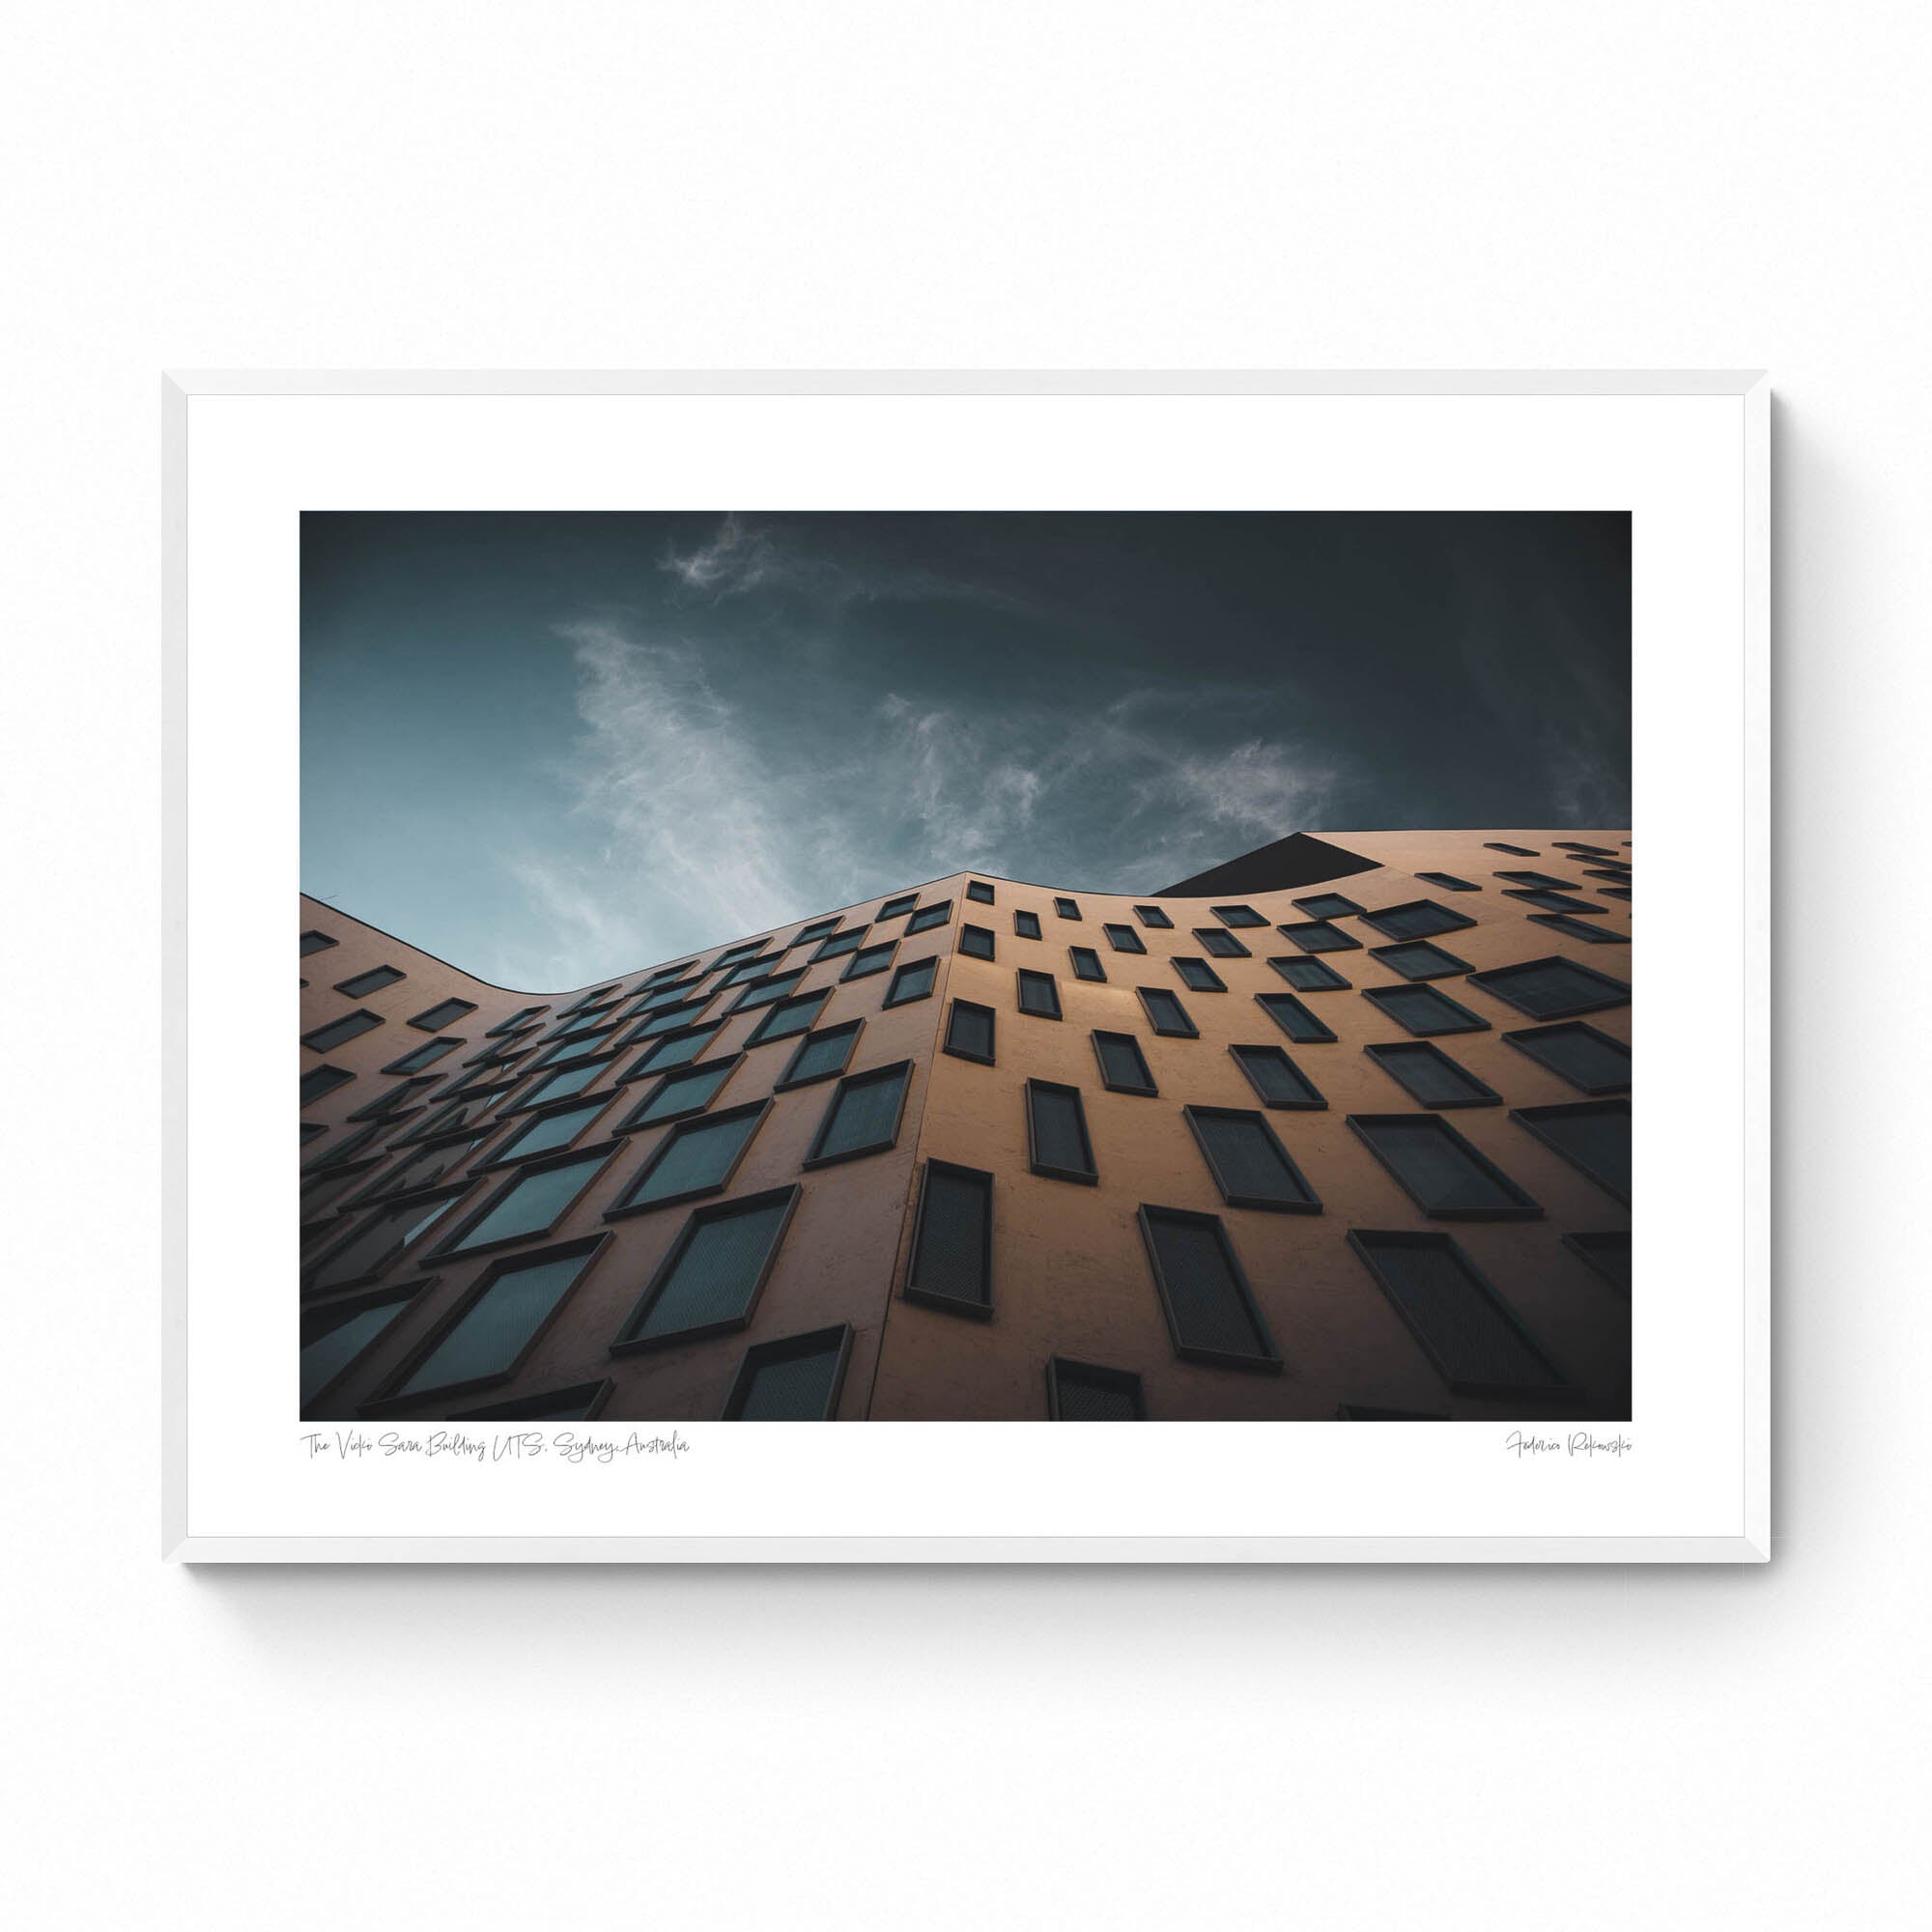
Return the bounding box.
[298,831,1633,1422]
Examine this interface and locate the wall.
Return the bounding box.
[5,6,1925,1929]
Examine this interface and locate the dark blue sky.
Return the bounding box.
[301,511,1630,989]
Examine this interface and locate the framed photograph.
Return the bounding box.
[163,370,1768,1562]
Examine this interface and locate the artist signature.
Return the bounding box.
[1504,1430,1633,1461]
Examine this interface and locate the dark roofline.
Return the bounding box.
[1157,832,1383,899]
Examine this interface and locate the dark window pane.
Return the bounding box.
[1094,1031,1155,1094]
[301,1065,354,1105]
[1511,1099,1631,1203]
[1485,842,1540,856]
[1415,871,1478,892]
[300,1293,410,1404]
[1027,1081,1096,1182]
[1362,984,1490,1037]
[497,1097,608,1160]
[634,1023,724,1070]
[907,902,952,933]
[1529,912,1629,944]
[1371,940,1471,980]
[966,881,995,903]
[446,1149,609,1251]
[1505,889,1605,915]
[778,1020,862,1089]
[618,1106,765,1208]
[731,970,806,1011]
[299,929,338,955]
[625,1192,795,1344]
[1501,1021,1631,1094]
[1184,1107,1321,1210]
[1069,947,1106,981]
[808,1064,910,1165]
[1467,956,1631,1019]
[1494,870,1577,891]
[843,941,896,980]
[396,1250,593,1397]
[303,1010,383,1053]
[1195,927,1249,958]
[623,1058,737,1127]
[519,1058,608,1106]
[1014,911,1042,940]
[1358,900,1476,941]
[726,1330,848,1420]
[1349,1115,1541,1218]
[944,1000,995,1064]
[1293,894,1362,920]
[878,894,919,920]
[1269,954,1349,992]
[1255,991,1336,1042]
[1564,1231,1632,1293]
[1175,957,1224,991]
[1140,1208,1276,1367]
[1133,905,1174,929]
[410,998,477,1031]
[960,924,996,960]
[1103,923,1147,953]
[908,1165,992,1313]
[1364,1041,1499,1108]
[1212,903,1267,926]
[310,1194,461,1291]
[1278,921,1359,953]
[745,992,828,1045]
[1050,1360,1145,1420]
[1230,1044,1324,1109]
[813,927,867,960]
[1016,970,1062,1018]
[1139,987,1197,1037]
[885,956,937,1006]
[1054,897,1082,921]
[335,966,405,998]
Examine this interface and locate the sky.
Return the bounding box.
[300,510,1630,991]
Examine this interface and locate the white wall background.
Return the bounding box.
[2,5,1924,1926]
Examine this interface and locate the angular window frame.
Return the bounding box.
[883,955,938,1008]
[302,1183,471,1298]
[610,1184,804,1355]
[841,938,898,981]
[1267,954,1350,992]
[959,923,996,961]
[333,965,406,999]
[1363,1039,1502,1110]
[943,999,996,1065]
[614,1053,745,1132]
[1528,912,1630,945]
[1466,954,1632,1020]
[300,1065,355,1107]
[802,1061,914,1170]
[725,968,807,1014]
[1046,1356,1148,1421]
[903,1160,995,1321]
[1347,1113,1544,1220]
[1194,926,1251,959]
[301,1009,384,1054]
[1103,923,1148,954]
[1415,871,1479,893]
[1173,956,1227,992]
[774,1017,865,1092]
[1092,1030,1157,1096]
[741,990,830,1048]
[1563,1230,1633,1294]
[299,929,339,956]
[1500,1020,1631,1096]
[1069,946,1106,982]
[425,1141,620,1261]
[1054,896,1082,922]
[483,1093,616,1167]
[1254,990,1338,1043]
[1357,899,1479,942]
[1228,1043,1327,1111]
[408,997,478,1032]
[720,1324,855,1421]
[1013,909,1042,940]
[1211,903,1268,927]
[966,880,996,904]
[1509,1097,1633,1205]
[1015,968,1063,1020]
[1181,1105,1322,1212]
[619,1021,725,1079]
[1136,1204,1282,1375]
[1369,939,1473,981]
[606,1098,773,1216]
[1291,893,1363,920]
[1132,905,1174,929]
[1138,986,1198,1037]
[906,901,952,935]
[1276,921,1360,954]
[1361,982,1492,1037]
[299,1279,428,1412]
[877,893,920,921]
[1024,1078,1098,1185]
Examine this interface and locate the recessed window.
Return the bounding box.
[1069,946,1106,981]
[1046,1358,1147,1420]
[488,1005,550,1037]
[301,1160,383,1217]
[877,894,919,921]
[409,997,477,1032]
[905,1162,993,1318]
[1054,897,1082,921]
[1138,987,1197,1037]
[1092,1030,1156,1095]
[1582,865,1631,882]
[776,1019,864,1091]
[1357,899,1477,942]
[1564,1231,1632,1294]
[346,1133,489,1207]
[1370,939,1471,981]
[1292,894,1362,920]
[1504,889,1604,916]
[1183,1106,1321,1212]
[333,965,405,998]
[533,1026,618,1068]
[513,1056,613,1111]
[960,924,996,960]
[1467,955,1630,1020]
[489,1095,611,1164]
[729,969,807,1013]
[966,880,995,903]
[299,929,339,956]
[1268,954,1349,992]
[1347,1232,1569,1393]
[454,1381,611,1422]
[1553,841,1620,856]
[433,1144,614,1256]
[944,1000,996,1065]
[1361,983,1490,1037]
[907,902,952,934]
[1510,1098,1631,1204]
[1013,910,1042,940]
[1348,1114,1542,1219]
[647,959,699,982]
[382,1035,463,1075]
[792,918,840,945]
[609,1101,771,1213]
[1026,1080,1097,1184]
[1173,956,1226,991]
[721,1326,854,1420]
[299,1288,415,1406]
[1415,871,1479,892]
[304,1119,388,1172]
[624,997,715,1041]
[719,955,781,986]
[805,1062,912,1168]
[1493,870,1577,892]
[1364,1040,1500,1109]
[1133,905,1174,929]
[1254,991,1337,1043]
[714,939,771,964]
[1485,842,1540,857]
[1597,885,1633,901]
[1015,969,1062,1019]
[302,1009,384,1054]
[1212,903,1267,927]
[1194,927,1250,959]
[743,990,830,1046]
[301,1122,327,1145]
[843,939,897,980]
[1502,1021,1630,1095]
[301,1065,355,1106]
[617,1055,742,1130]
[348,1076,437,1122]
[1229,1044,1326,1110]
[611,1186,801,1351]
[387,1242,602,1403]
[1137,1206,1280,1372]
[1103,923,1147,954]
[884,956,937,1007]
[557,984,621,1017]
[811,927,868,961]
[626,1022,724,1074]
[306,1189,466,1293]
[1277,921,1359,954]
[1529,912,1629,945]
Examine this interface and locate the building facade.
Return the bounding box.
[298,831,1633,1422]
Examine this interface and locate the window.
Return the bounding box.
[1582,866,1632,883]
[1092,1030,1156,1095]
[1502,1021,1630,1095]
[776,1019,864,1090]
[1183,1106,1321,1212]
[1357,899,1477,942]
[489,1005,549,1037]
[1277,921,1359,954]
[302,1009,384,1054]
[804,1062,912,1168]
[409,997,477,1032]
[714,939,770,963]
[532,1026,618,1068]
[1047,1357,1146,1420]
[611,1186,801,1351]
[1016,969,1062,1019]
[306,1189,466,1293]
[1025,1080,1097,1184]
[626,1021,724,1074]
[513,1056,612,1110]
[1137,1206,1280,1372]
[1361,983,1490,1037]
[1229,1044,1326,1110]
[811,927,868,961]
[382,1036,463,1075]
[349,1076,438,1121]
[1415,871,1479,892]
[877,893,919,920]
[842,939,897,980]
[721,1326,854,1420]
[490,1095,611,1163]
[729,969,806,1013]
[966,880,995,903]
[1254,991,1337,1042]
[1337,1405,1447,1422]
[1529,912,1629,945]
[906,901,952,934]
[300,1065,355,1106]
[718,955,781,986]
[1510,1099,1631,1204]
[347,1134,488,1206]
[1133,905,1174,929]
[944,1000,996,1065]
[1054,896,1082,921]
[647,959,698,981]
[1553,840,1620,856]
[1193,927,1248,959]
[1138,987,1197,1037]
[617,1055,742,1130]
[385,1242,602,1403]
[609,1101,770,1213]
[301,1122,327,1145]
[1504,889,1604,915]
[884,956,936,1007]
[453,1381,611,1422]
[1174,956,1226,991]
[1597,885,1633,901]
[1493,870,1577,892]
[299,929,338,956]
[1370,939,1471,981]
[302,1160,383,1217]
[1563,1231,1632,1293]
[1347,1232,1569,1393]
[1268,954,1349,992]
[1013,910,1042,940]
[1103,923,1147,953]
[432,1144,614,1257]
[299,1288,415,1406]
[959,924,996,960]
[1466,955,1630,1020]
[334,965,404,998]
[1069,946,1106,981]
[1485,841,1540,856]
[792,918,840,945]
[1292,893,1362,920]
[1348,1114,1542,1218]
[743,991,829,1047]
[1212,903,1268,927]
[905,1162,993,1318]
[1364,1040,1500,1109]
